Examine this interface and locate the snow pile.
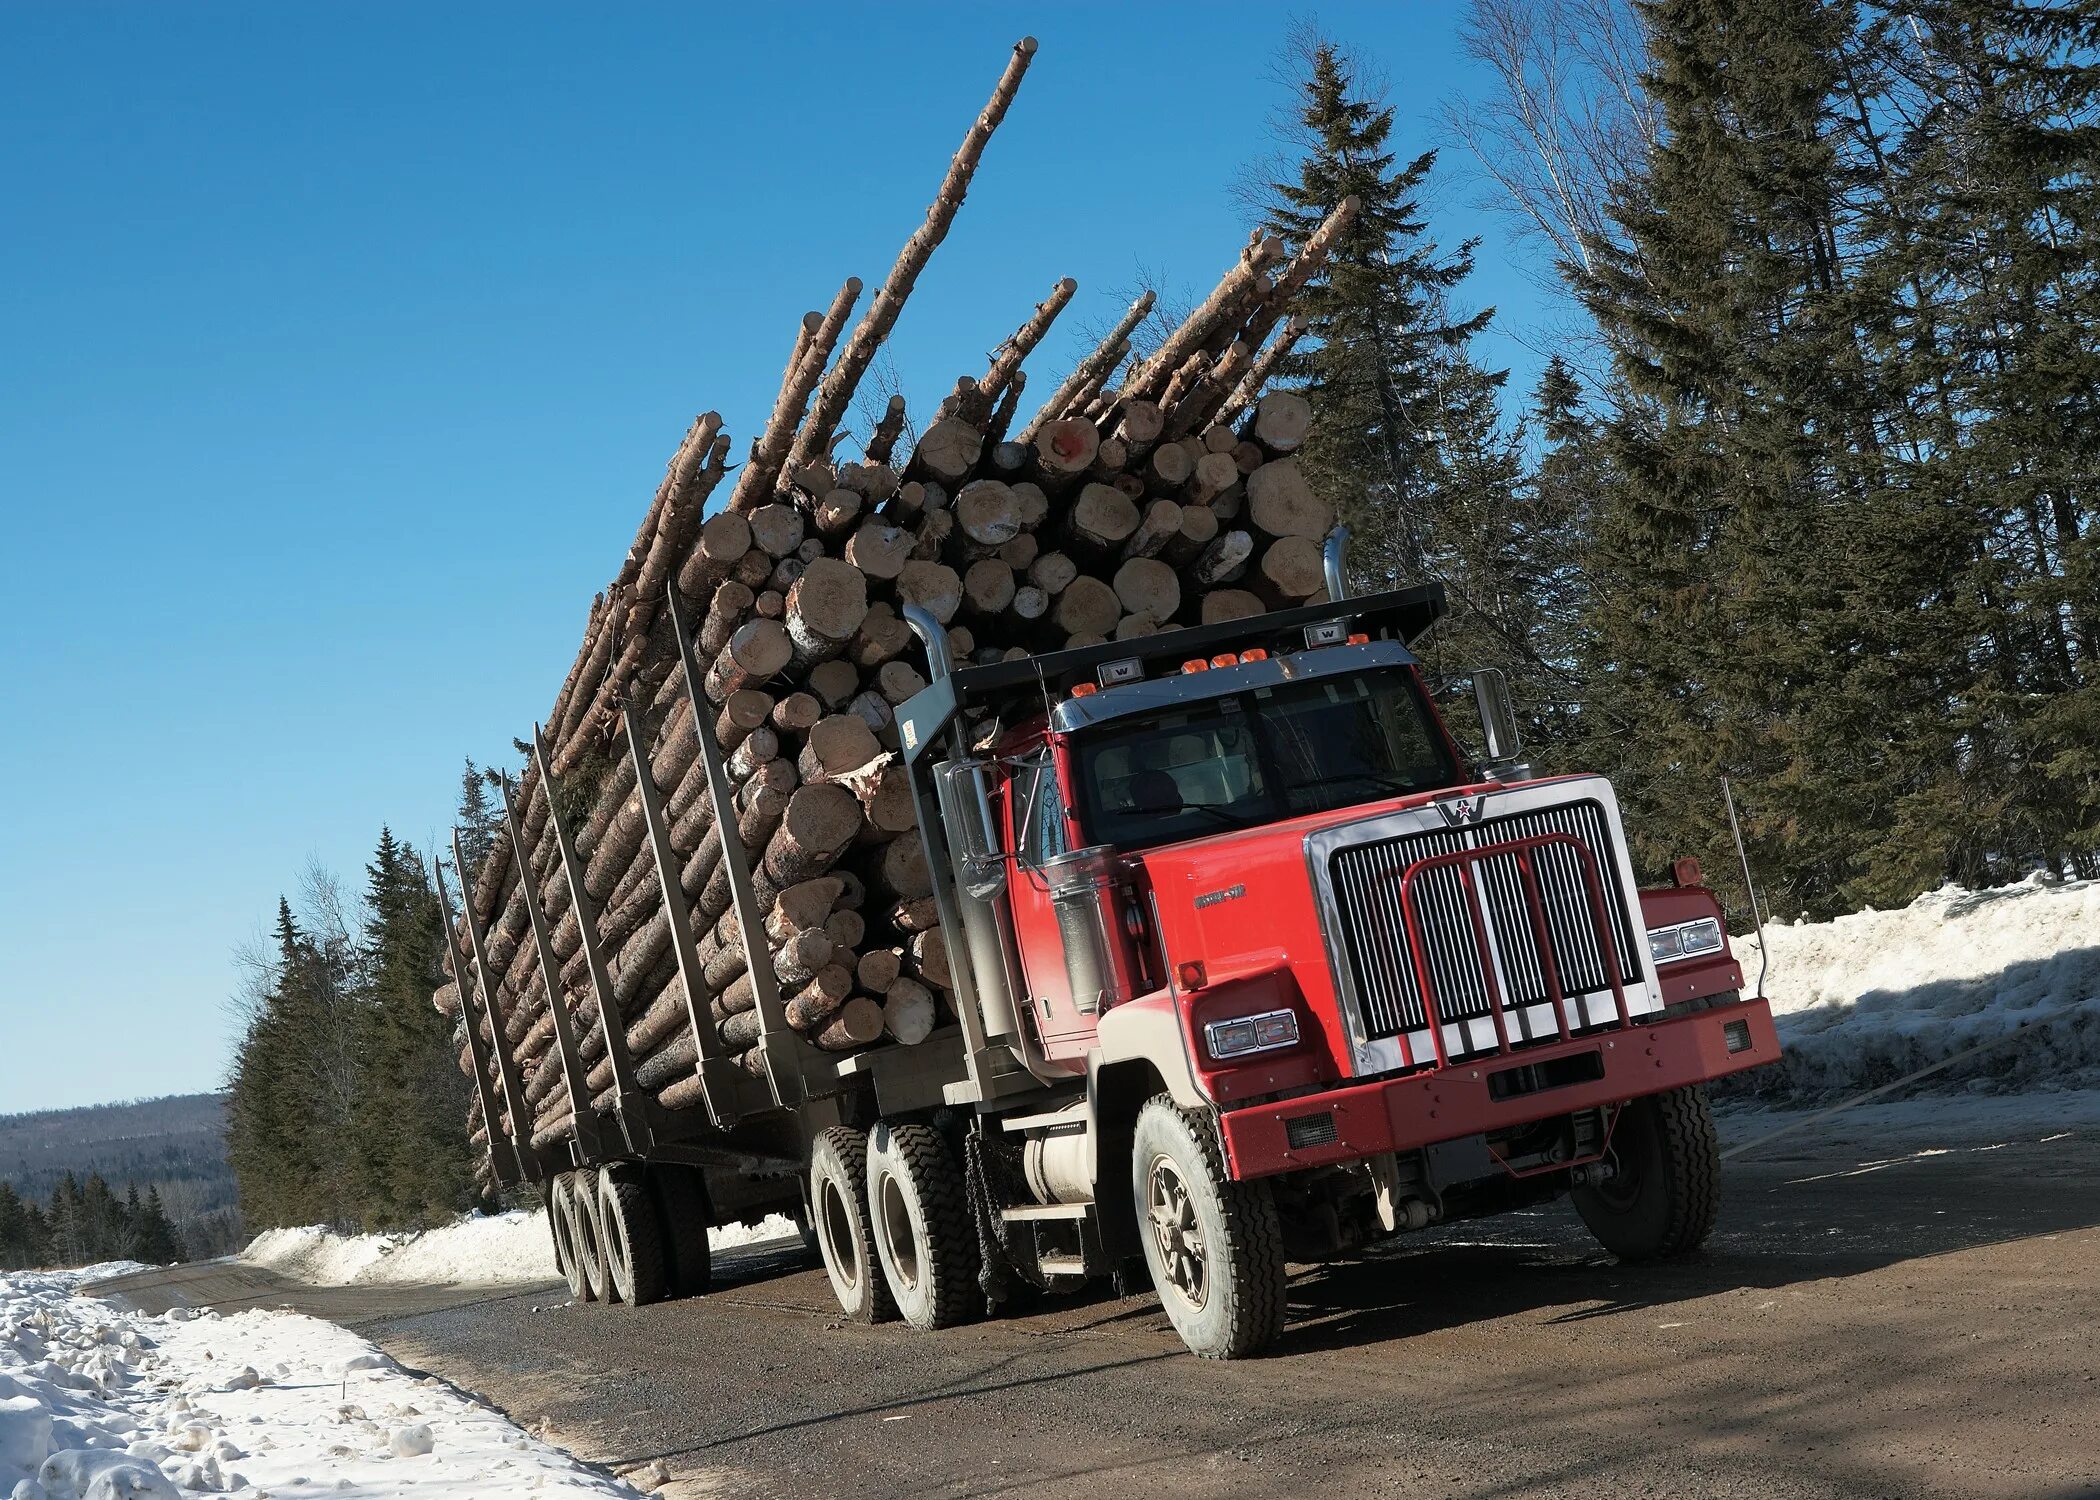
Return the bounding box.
[0,1266,643,1497]
[241,1213,555,1288]
[1726,873,2100,1103]
[243,1209,800,1288]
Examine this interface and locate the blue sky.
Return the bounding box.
[0,1,1557,1113]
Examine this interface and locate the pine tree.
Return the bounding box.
[456,760,501,890]
[354,830,474,1229]
[1260,35,1497,590]
[136,1187,185,1265]
[1572,0,1950,916]
[47,1173,86,1267]
[1876,0,2100,881]
[0,1183,29,1271]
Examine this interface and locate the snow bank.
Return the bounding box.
[1725,873,2100,1103]
[242,1209,800,1288]
[0,1266,642,1498]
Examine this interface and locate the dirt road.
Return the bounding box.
[92,1111,2100,1500]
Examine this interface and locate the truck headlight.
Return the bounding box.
[1647,916,1724,966]
[1204,1008,1299,1060]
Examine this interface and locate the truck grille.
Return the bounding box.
[1327,798,1644,1049]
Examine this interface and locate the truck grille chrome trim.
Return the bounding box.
[1309,782,1660,1073]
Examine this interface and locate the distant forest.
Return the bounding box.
[0,1092,241,1268]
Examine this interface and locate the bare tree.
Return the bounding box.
[1441,0,1660,371]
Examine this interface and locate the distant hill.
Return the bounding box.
[0,1093,241,1258]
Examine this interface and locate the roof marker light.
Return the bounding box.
[1181,659,1209,674]
[1070,682,1097,698]
[1211,653,1239,668]
[1240,648,1269,662]
[1347,632,1370,645]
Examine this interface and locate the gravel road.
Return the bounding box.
[92,1109,2100,1500]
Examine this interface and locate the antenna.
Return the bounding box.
[1722,776,1768,1000]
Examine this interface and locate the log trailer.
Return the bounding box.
[440,548,1778,1359]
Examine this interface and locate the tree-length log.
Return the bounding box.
[788,37,1038,472]
[1021,289,1154,443]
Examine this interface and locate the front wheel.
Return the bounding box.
[1573,1086,1721,1260]
[1131,1098,1286,1359]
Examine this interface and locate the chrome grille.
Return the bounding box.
[1327,798,1643,1045]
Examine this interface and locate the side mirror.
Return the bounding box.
[1471,669,1530,780]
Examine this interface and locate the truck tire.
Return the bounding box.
[1131,1097,1286,1360]
[599,1166,670,1307]
[566,1166,613,1303]
[552,1172,593,1303]
[547,1177,573,1281]
[648,1165,713,1297]
[1573,1085,1721,1261]
[866,1122,981,1332]
[808,1127,897,1325]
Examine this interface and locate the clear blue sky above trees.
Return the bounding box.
[0,1,1548,1111]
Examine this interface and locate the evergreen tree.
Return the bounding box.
[1874,0,2100,882]
[1573,0,1947,915]
[1260,36,1498,590]
[0,1183,30,1270]
[47,1173,86,1266]
[136,1187,184,1265]
[353,829,474,1228]
[456,760,501,890]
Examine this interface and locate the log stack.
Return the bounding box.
[433,36,1356,1155]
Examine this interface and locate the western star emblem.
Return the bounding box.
[1436,794,1487,826]
[1194,883,1246,909]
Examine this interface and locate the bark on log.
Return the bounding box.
[1022,289,1153,442]
[865,395,909,466]
[731,277,862,513]
[788,37,1037,473]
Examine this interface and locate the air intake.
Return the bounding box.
[1285,1112,1338,1150]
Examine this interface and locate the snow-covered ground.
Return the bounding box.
[0,1265,647,1499]
[242,1211,798,1289]
[1728,872,2099,1104]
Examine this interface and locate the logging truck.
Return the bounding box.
[441,542,1778,1360]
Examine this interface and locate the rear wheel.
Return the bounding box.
[1573,1086,1721,1261]
[648,1165,713,1297]
[808,1128,896,1324]
[552,1172,594,1302]
[565,1166,612,1302]
[866,1122,980,1331]
[1131,1098,1285,1359]
[598,1166,670,1306]
[547,1176,574,1281]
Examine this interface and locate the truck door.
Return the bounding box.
[1004,750,1099,1060]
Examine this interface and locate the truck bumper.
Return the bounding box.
[1217,996,1778,1181]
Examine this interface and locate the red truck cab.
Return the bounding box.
[875,582,1776,1358]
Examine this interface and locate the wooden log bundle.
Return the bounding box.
[435,37,1358,1155]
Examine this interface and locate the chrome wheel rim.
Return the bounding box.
[1146,1154,1206,1311]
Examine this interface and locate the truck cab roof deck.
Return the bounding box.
[895,582,1447,764]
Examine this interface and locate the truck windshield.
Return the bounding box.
[1069,668,1460,852]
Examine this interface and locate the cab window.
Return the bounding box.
[1012,753,1070,868]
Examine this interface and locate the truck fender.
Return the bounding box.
[1094,991,1204,1112]
[1085,994,1200,1260]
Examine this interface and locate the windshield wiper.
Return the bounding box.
[1303,770,1418,801]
